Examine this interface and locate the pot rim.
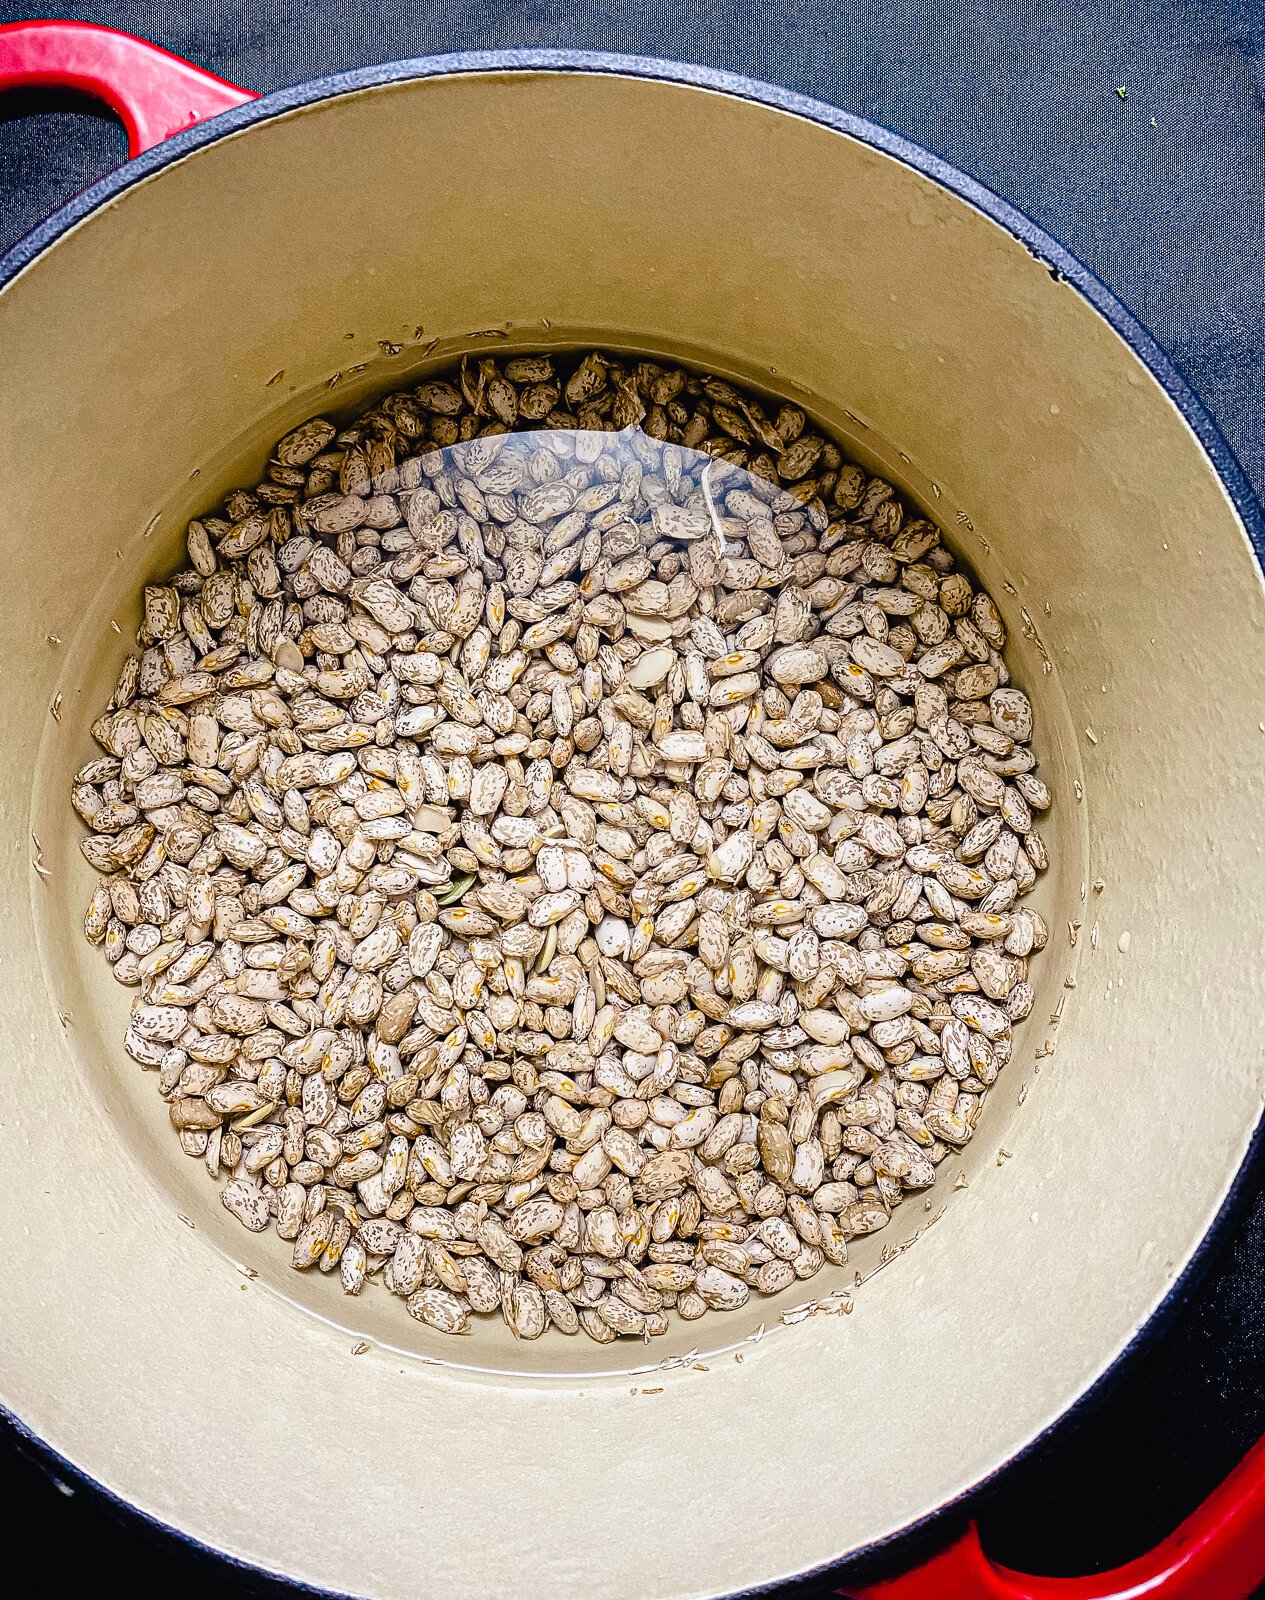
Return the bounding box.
[3,46,1263,1598]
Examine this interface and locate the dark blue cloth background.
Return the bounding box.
[2,3,1264,1593]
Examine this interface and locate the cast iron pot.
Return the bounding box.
[2,20,1265,1600]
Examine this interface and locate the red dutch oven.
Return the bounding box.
[2,19,1265,1600]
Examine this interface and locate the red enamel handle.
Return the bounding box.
[847,1430,1265,1599]
[0,20,254,157]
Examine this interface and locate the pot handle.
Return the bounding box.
[0,20,255,157]
[847,1429,1265,1599]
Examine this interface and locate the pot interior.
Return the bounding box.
[3,64,1263,1600]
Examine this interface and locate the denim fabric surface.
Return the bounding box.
[1,0,1263,1590]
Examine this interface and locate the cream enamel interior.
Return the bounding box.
[2,67,1264,1599]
